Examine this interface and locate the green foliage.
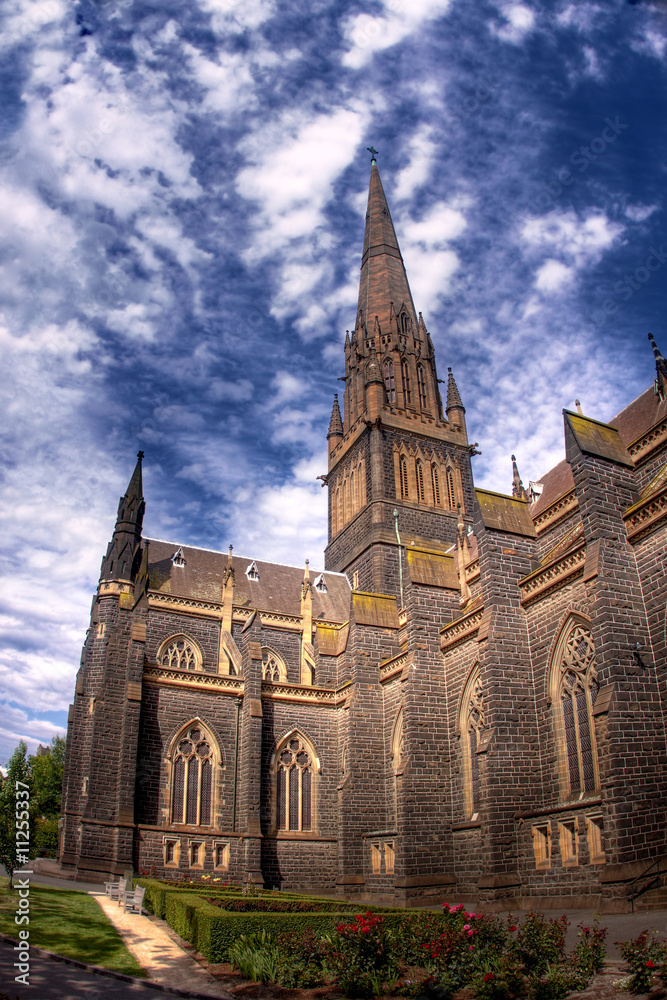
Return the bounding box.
[30,737,66,819]
[228,929,282,982]
[571,919,607,979]
[325,911,400,998]
[515,913,568,975]
[0,742,38,887]
[35,816,60,856]
[617,930,667,993]
[472,955,528,1000]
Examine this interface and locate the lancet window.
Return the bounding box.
[447,468,456,509]
[417,364,427,408]
[158,635,202,672]
[276,733,315,832]
[384,359,396,403]
[400,456,409,499]
[416,460,425,502]
[171,722,215,827]
[460,666,485,819]
[401,359,411,405]
[431,464,441,506]
[550,618,600,799]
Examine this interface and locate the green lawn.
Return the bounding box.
[0,877,146,977]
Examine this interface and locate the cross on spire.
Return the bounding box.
[367,146,379,162]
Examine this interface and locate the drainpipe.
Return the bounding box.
[232,698,242,832]
[393,509,404,609]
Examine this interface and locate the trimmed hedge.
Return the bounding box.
[164,893,355,962]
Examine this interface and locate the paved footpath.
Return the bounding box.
[0,935,228,1000]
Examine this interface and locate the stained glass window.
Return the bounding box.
[276,734,313,832]
[171,723,215,826]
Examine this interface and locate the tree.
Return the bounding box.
[30,736,66,818]
[0,742,37,890]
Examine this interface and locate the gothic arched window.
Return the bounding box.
[158,635,202,672]
[401,359,411,405]
[416,460,425,502]
[384,359,396,403]
[446,468,456,510]
[358,458,366,507]
[171,722,215,826]
[550,618,600,799]
[400,456,409,499]
[460,666,484,819]
[262,647,287,683]
[417,364,427,408]
[350,469,356,515]
[431,464,441,506]
[276,733,316,832]
[337,485,343,534]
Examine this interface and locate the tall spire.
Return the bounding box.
[357,160,417,336]
[327,394,343,458]
[649,333,667,400]
[100,452,146,585]
[445,367,464,413]
[511,454,527,500]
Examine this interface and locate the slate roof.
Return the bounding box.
[529,383,666,519]
[146,539,351,623]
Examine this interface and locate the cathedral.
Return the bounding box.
[60,158,667,911]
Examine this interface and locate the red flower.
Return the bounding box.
[510,926,517,932]
[484,973,494,982]
[646,961,655,968]
[582,927,589,933]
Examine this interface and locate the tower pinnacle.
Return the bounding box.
[511,454,527,500]
[100,453,146,585]
[649,332,667,400]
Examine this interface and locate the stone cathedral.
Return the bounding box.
[60,159,667,910]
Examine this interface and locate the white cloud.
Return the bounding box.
[534,258,573,292]
[342,0,452,69]
[521,209,623,268]
[491,3,536,44]
[625,203,659,223]
[399,200,468,314]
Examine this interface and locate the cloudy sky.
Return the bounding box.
[1,0,666,763]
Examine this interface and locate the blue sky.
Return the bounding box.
[1,0,666,763]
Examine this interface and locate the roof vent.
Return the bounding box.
[172,547,186,567]
[246,561,259,581]
[314,573,327,593]
[527,481,544,503]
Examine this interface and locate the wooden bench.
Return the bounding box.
[104,877,127,900]
[121,885,146,914]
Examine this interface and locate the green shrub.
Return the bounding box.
[570,918,607,980]
[324,911,400,998]
[228,929,282,982]
[617,930,667,993]
[514,913,568,976]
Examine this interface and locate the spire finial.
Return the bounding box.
[367,146,379,163]
[511,454,527,501]
[575,399,583,415]
[446,367,464,412]
[649,333,667,400]
[328,394,344,442]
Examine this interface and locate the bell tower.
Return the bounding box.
[324,155,474,598]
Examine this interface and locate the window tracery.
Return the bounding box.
[416,460,425,502]
[262,647,287,682]
[171,722,215,826]
[431,464,441,506]
[551,619,600,798]
[400,456,409,499]
[158,635,202,672]
[446,468,456,509]
[276,733,315,832]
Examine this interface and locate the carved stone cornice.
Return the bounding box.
[624,483,667,543]
[465,559,479,583]
[440,606,485,652]
[627,416,667,465]
[519,540,586,606]
[148,591,221,617]
[261,681,342,706]
[532,490,578,535]
[379,651,410,684]
[143,664,244,695]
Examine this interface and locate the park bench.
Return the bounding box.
[103,877,127,900]
[121,885,146,915]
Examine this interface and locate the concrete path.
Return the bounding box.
[0,936,227,1000]
[92,893,231,998]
